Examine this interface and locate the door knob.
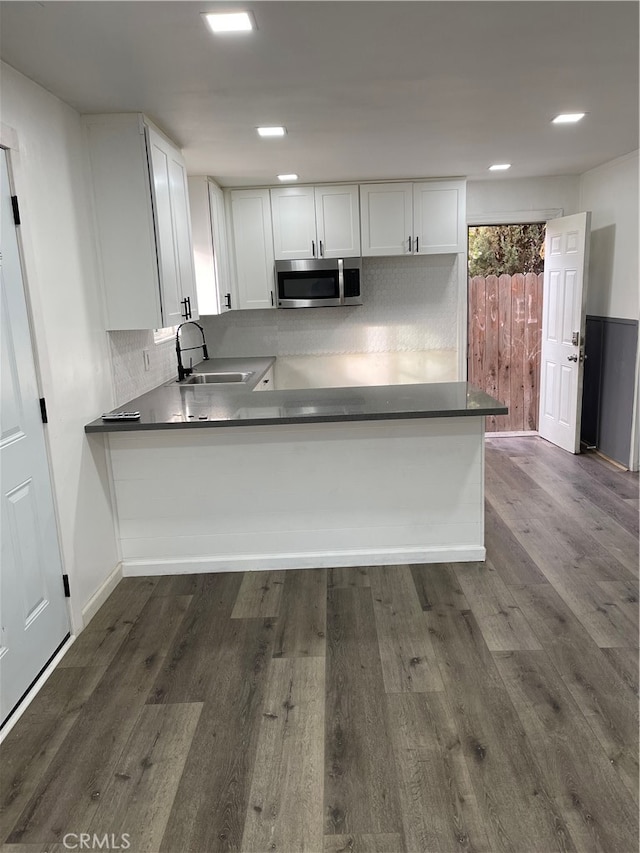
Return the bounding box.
[567,354,578,362]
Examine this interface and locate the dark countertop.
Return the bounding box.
[85,356,507,433]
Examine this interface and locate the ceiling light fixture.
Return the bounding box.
[552,113,586,124]
[277,174,298,182]
[257,126,286,137]
[202,11,254,33]
[489,163,511,171]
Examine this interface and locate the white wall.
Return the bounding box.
[467,175,580,223]
[579,151,639,320]
[1,63,120,630]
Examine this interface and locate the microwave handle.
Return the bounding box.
[338,258,345,304]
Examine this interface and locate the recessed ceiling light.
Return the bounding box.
[202,11,254,33]
[257,126,286,137]
[277,174,298,182]
[552,113,586,124]
[489,164,511,171]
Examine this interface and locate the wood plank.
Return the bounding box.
[0,667,107,841]
[273,568,327,658]
[523,272,540,431]
[159,617,276,853]
[386,692,491,852]
[483,502,548,587]
[82,576,159,633]
[425,608,576,852]
[85,703,202,853]
[241,657,325,852]
[151,572,225,596]
[510,583,639,801]
[484,274,499,431]
[324,835,404,853]
[453,562,542,651]
[509,273,525,431]
[230,570,285,619]
[146,572,242,704]
[369,566,444,693]
[410,563,470,613]
[494,650,638,852]
[597,580,639,634]
[495,273,512,431]
[328,566,371,589]
[509,455,639,577]
[601,648,639,697]
[509,517,637,648]
[469,276,485,391]
[324,588,401,836]
[6,595,192,845]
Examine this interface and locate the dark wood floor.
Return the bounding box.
[1,437,638,853]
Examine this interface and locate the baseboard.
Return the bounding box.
[122,546,486,576]
[81,561,123,628]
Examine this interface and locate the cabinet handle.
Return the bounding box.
[224,293,232,309]
[312,240,316,257]
[186,296,192,319]
[319,240,324,257]
[407,236,411,253]
[415,236,419,253]
[181,298,189,320]
[270,291,274,307]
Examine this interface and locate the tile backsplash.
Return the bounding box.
[109,254,461,404]
[202,255,460,357]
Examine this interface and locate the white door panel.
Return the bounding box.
[538,212,591,453]
[0,149,69,726]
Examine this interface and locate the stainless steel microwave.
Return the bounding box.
[275,258,362,308]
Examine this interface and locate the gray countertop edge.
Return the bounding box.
[85,404,509,434]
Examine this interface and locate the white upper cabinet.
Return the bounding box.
[360,180,466,256]
[314,185,361,258]
[228,188,275,310]
[271,184,360,260]
[360,183,413,256]
[188,176,234,315]
[413,180,466,254]
[85,113,197,330]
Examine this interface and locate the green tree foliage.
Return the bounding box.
[468,224,545,277]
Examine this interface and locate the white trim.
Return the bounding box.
[81,561,123,627]
[457,251,467,379]
[467,209,563,226]
[122,546,486,577]
[486,430,538,438]
[630,332,640,471]
[0,635,75,743]
[580,149,639,179]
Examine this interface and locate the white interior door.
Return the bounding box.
[0,149,70,726]
[538,212,591,452]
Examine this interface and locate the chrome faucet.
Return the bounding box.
[175,321,209,382]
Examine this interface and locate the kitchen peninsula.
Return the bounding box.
[86,358,506,576]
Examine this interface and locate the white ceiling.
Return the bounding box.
[1,1,638,186]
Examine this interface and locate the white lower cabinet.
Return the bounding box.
[85,113,197,330]
[228,189,275,310]
[360,179,466,256]
[188,176,234,315]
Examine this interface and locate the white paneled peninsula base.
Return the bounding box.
[107,416,488,576]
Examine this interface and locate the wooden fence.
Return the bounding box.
[468,273,543,432]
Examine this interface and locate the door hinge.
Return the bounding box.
[62,574,71,597]
[39,397,48,423]
[11,195,21,226]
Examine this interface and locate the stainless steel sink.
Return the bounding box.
[182,371,254,385]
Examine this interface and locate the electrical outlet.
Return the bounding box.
[143,349,151,372]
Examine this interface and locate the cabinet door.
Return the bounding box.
[360,183,413,256]
[270,186,317,260]
[230,189,275,310]
[208,182,234,312]
[314,185,360,258]
[147,127,183,326]
[413,180,466,254]
[168,153,198,321]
